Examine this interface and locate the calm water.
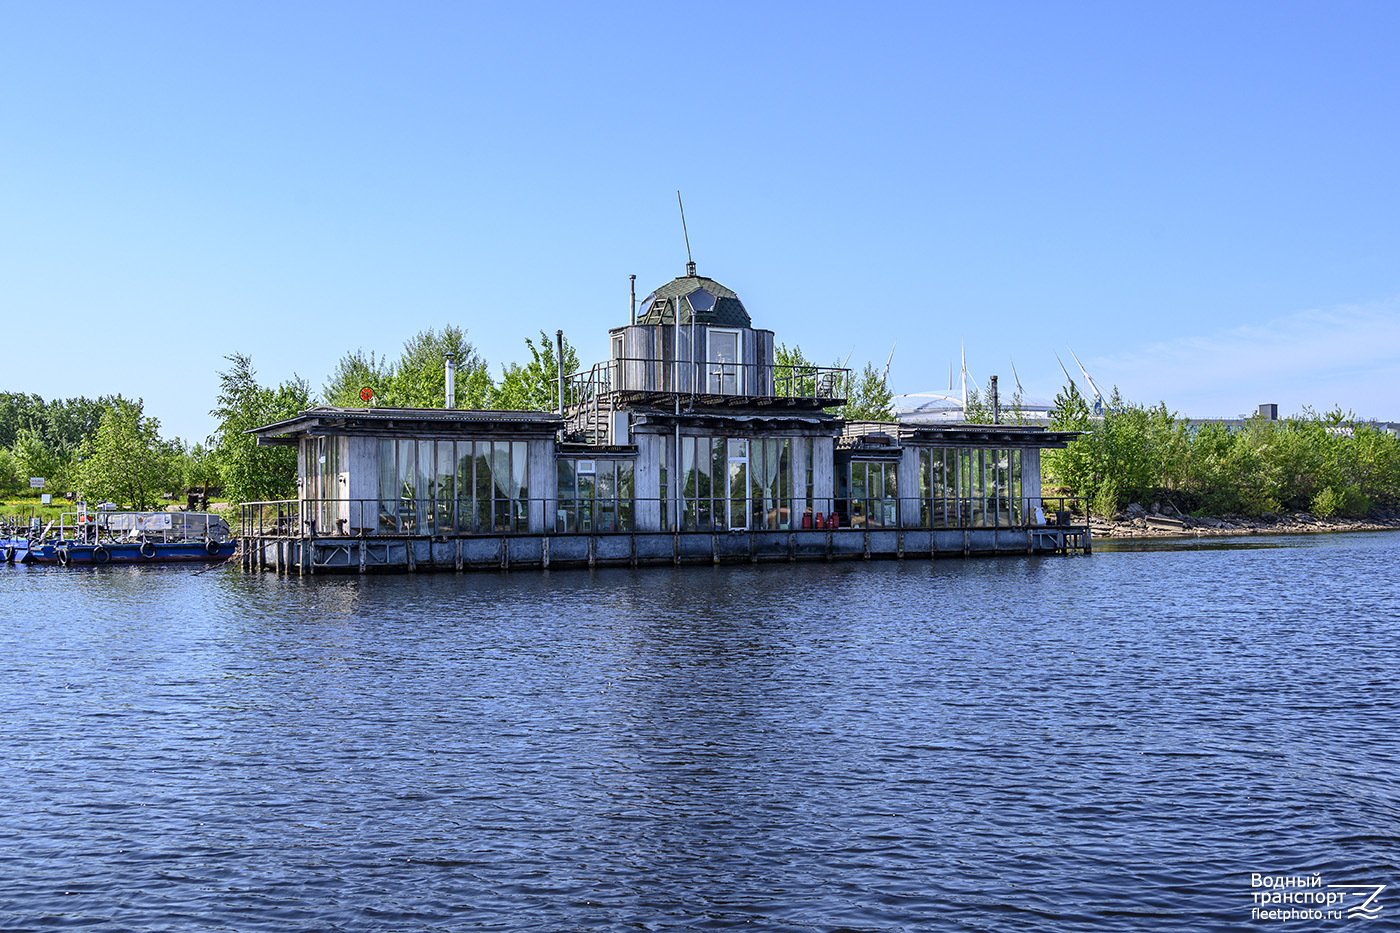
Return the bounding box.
[2,533,1397,931]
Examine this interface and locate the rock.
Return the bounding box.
[1261,512,1279,523]
[1126,503,1148,518]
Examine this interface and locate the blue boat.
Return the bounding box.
[7,510,235,566]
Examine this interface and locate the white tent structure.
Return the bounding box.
[892,347,1059,424]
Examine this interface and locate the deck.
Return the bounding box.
[243,524,1091,574]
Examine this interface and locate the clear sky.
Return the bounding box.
[3,1,1397,443]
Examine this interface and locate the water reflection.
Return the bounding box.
[1,534,1397,930]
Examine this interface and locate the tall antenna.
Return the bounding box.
[677,190,695,276]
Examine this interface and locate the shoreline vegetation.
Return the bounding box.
[1038,383,1399,526]
[3,331,1397,530]
[1090,501,1400,540]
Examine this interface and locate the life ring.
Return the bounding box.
[92,545,111,564]
[2,546,12,563]
[139,541,157,559]
[56,547,72,567]
[204,539,221,556]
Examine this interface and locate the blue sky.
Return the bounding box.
[3,1,1397,443]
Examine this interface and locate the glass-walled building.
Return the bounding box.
[838,423,1079,530]
[255,408,562,536]
[249,266,1083,562]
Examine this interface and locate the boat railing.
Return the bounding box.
[241,495,1090,538]
[51,510,231,545]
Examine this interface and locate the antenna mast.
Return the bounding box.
[677,190,695,276]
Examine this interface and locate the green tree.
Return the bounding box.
[492,331,579,411]
[12,427,71,494]
[0,392,45,449]
[0,448,22,495]
[322,349,394,407]
[210,353,313,505]
[71,398,176,509]
[774,342,820,398]
[840,362,894,421]
[323,326,494,409]
[1041,382,1094,499]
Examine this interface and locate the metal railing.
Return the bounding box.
[241,495,1089,539]
[49,510,231,545]
[563,358,851,443]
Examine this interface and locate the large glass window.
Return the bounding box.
[917,447,1023,529]
[556,458,635,532]
[669,435,798,532]
[374,438,530,535]
[846,460,898,527]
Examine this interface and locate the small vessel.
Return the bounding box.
[10,510,235,566]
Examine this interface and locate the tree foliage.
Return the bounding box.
[493,331,579,411]
[1042,392,1400,518]
[324,326,493,410]
[71,398,180,510]
[210,354,313,505]
[840,362,894,422]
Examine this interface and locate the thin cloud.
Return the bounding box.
[1087,299,1400,419]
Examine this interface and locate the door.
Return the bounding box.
[708,329,740,394]
[727,438,749,530]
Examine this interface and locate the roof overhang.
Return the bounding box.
[248,406,564,446]
[841,420,1083,450]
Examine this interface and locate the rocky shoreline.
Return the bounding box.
[1090,502,1400,539]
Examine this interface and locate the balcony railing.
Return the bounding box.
[563,358,850,444]
[567,358,848,405]
[240,495,1089,539]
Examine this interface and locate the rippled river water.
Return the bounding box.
[2,533,1397,931]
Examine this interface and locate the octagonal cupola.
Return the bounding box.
[606,265,773,398]
[635,268,753,328]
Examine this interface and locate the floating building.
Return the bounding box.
[243,266,1088,572]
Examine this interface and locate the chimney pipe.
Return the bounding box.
[629,274,637,326]
[445,353,456,409]
[991,374,1000,424]
[556,330,565,416]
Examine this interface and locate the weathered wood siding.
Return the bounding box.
[633,433,664,532]
[527,437,553,534]
[347,437,377,530]
[1022,448,1042,504]
[611,324,775,396]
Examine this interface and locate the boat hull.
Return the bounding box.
[23,541,236,565]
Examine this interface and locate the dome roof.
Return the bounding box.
[636,272,751,327]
